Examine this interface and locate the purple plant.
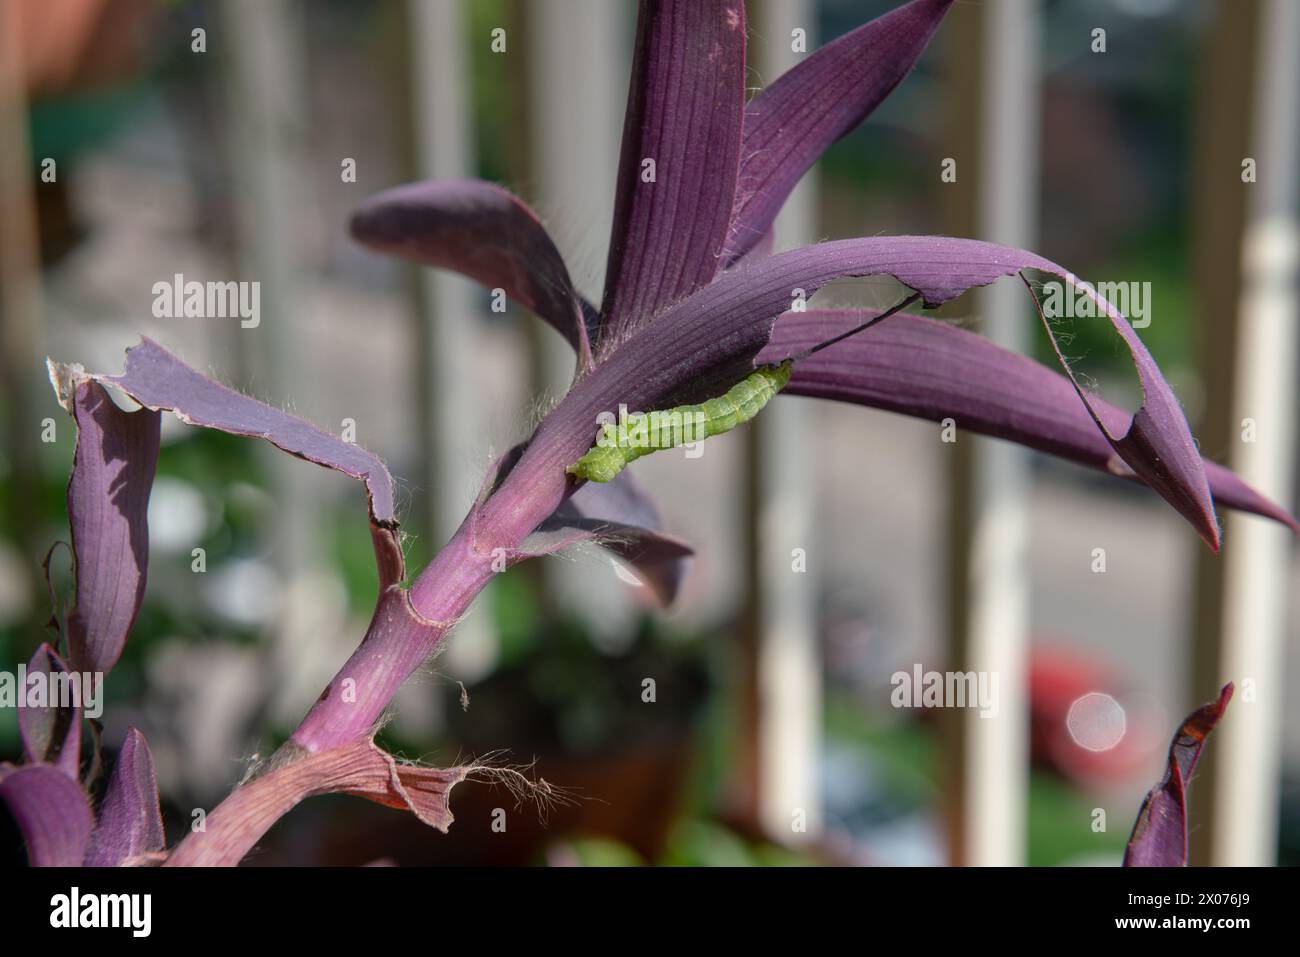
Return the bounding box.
[1124,684,1233,867]
[4,0,1291,867]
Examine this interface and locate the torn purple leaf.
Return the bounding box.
[1125,683,1233,867]
[90,337,407,589]
[760,310,1297,531]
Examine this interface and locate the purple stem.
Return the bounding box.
[176,461,569,861]
[290,460,572,751]
[289,521,488,751]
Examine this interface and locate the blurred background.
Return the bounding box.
[1,0,1297,866]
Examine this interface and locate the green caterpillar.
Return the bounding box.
[567,362,792,483]
[566,291,923,483]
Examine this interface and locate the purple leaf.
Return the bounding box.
[0,764,93,866]
[525,473,694,605]
[1125,683,1233,867]
[18,644,81,778]
[84,337,408,590]
[84,728,166,867]
[727,0,953,263]
[538,237,1218,549]
[350,178,593,371]
[50,368,161,676]
[599,0,747,348]
[759,310,1298,531]
[164,738,466,866]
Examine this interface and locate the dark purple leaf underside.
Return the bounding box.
[60,376,161,675]
[599,0,747,349]
[94,338,407,588]
[0,764,93,866]
[18,644,81,777]
[760,310,1297,531]
[350,179,593,370]
[1124,683,1233,867]
[525,473,694,605]
[84,728,166,867]
[728,0,953,263]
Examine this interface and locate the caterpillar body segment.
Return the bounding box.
[567,361,792,482]
[571,423,633,483]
